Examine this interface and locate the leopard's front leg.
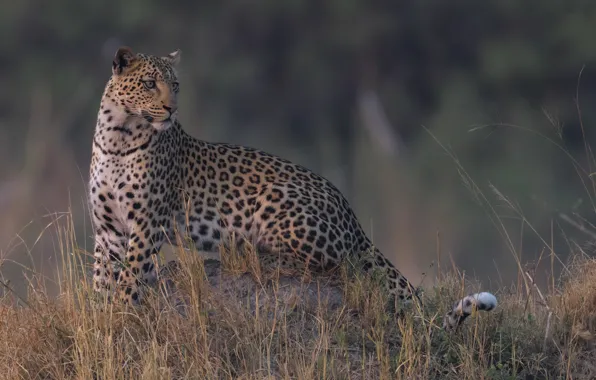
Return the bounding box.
[116,221,164,305]
[92,233,128,298]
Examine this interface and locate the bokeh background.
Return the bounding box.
[2,1,596,297]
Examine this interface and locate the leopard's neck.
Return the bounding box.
[93,96,157,156]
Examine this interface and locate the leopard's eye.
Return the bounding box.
[142,80,156,90]
[172,82,179,93]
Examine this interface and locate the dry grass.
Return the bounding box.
[1,215,596,380]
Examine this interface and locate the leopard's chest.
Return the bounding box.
[89,152,137,224]
[90,143,183,226]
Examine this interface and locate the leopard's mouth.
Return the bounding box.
[140,110,175,131]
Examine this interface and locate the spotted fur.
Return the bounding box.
[91,47,499,328]
[443,292,497,331]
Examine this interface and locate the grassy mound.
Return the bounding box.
[1,221,595,379]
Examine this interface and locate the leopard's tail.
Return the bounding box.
[356,238,419,303]
[443,292,497,331]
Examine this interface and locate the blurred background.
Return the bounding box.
[2,0,596,297]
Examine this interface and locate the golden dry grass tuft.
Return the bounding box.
[1,215,596,379]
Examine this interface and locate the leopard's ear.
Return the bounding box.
[112,46,137,75]
[163,49,181,66]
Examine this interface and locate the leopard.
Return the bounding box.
[89,46,496,331]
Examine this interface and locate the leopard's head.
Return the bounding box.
[109,46,181,131]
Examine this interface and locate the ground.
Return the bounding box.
[1,219,596,379]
